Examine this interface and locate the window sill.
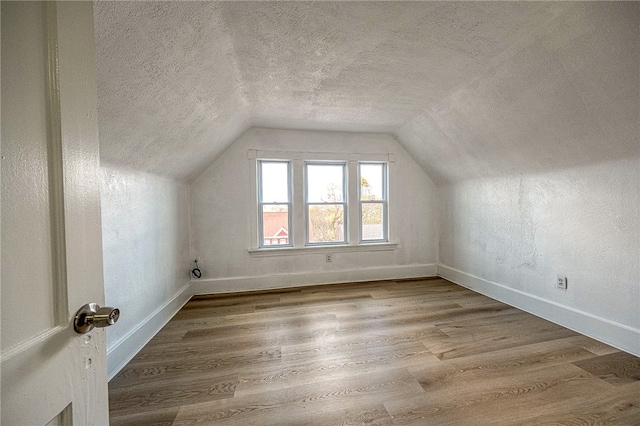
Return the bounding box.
[248,241,399,258]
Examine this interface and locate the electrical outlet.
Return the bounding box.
[326,254,332,262]
[556,275,567,290]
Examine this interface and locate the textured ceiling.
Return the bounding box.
[94,1,639,183]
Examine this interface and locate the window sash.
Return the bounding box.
[258,160,292,248]
[304,162,347,245]
[359,162,388,242]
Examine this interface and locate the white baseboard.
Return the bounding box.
[438,264,640,357]
[193,263,438,295]
[106,283,193,381]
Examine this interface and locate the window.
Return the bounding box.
[305,163,347,244]
[251,151,393,253]
[258,160,291,247]
[359,162,387,242]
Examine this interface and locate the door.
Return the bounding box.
[1,2,110,424]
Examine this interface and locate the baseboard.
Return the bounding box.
[106,283,193,380]
[438,264,640,357]
[193,263,438,295]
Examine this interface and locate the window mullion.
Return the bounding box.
[292,159,304,247]
[348,160,358,245]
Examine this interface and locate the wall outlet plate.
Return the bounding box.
[556,275,568,290]
[326,254,332,262]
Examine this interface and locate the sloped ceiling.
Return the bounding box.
[94,1,639,183]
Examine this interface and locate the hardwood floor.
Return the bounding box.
[108,278,640,425]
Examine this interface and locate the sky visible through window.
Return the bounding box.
[261,162,289,202]
[307,164,343,202]
[260,162,385,202]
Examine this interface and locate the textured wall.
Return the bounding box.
[100,165,191,351]
[94,2,640,185]
[439,157,640,332]
[220,2,556,132]
[93,1,248,180]
[397,2,639,184]
[94,2,638,185]
[190,128,438,285]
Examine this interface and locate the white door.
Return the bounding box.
[1,2,111,424]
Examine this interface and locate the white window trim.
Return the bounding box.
[248,241,399,257]
[249,149,397,255]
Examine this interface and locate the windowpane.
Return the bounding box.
[261,161,289,203]
[262,204,289,246]
[361,203,384,240]
[360,163,384,201]
[308,204,344,243]
[306,164,344,202]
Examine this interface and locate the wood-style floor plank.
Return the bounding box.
[173,368,423,425]
[572,351,640,386]
[109,278,640,425]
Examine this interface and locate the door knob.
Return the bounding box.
[74,303,120,334]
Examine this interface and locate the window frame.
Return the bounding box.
[358,162,388,243]
[249,150,397,255]
[304,161,348,246]
[257,159,293,248]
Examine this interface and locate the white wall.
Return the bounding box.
[190,128,438,293]
[397,2,638,185]
[439,157,640,355]
[100,165,192,378]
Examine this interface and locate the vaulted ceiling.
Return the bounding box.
[94,1,639,184]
